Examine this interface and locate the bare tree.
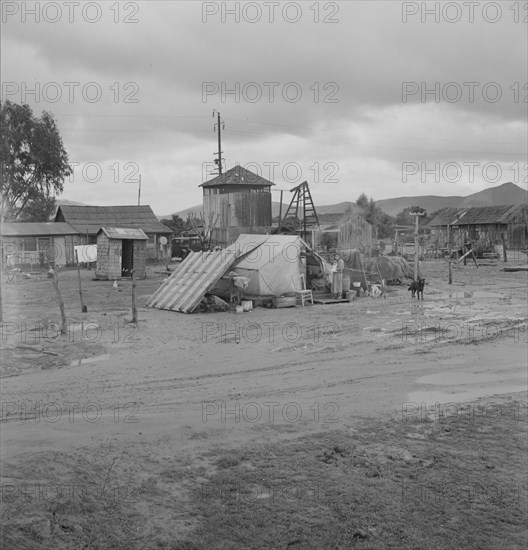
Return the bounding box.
[188,211,219,249]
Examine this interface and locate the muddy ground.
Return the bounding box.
[1,259,527,549]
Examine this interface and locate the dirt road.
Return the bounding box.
[1,260,526,548]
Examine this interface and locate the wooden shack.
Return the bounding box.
[200,166,274,246]
[337,212,377,252]
[96,227,147,279]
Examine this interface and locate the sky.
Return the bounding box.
[1,0,527,216]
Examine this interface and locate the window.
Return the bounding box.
[148,234,155,244]
[24,237,37,251]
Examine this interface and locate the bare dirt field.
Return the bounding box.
[1,260,527,549]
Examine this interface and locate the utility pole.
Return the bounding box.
[137,174,141,206]
[410,206,426,281]
[213,110,225,176]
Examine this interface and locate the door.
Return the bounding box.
[121,239,134,277]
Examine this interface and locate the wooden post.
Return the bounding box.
[75,250,87,312]
[51,270,67,334]
[501,232,507,262]
[131,269,138,323]
[448,261,452,284]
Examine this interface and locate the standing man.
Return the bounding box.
[331,253,345,299]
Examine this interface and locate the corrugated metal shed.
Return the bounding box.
[0,222,78,236]
[146,244,256,313]
[55,205,172,235]
[97,227,148,240]
[200,166,275,188]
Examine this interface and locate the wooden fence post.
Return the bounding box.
[75,250,87,312]
[52,270,67,334]
[448,261,452,285]
[131,269,138,323]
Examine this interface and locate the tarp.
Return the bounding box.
[225,234,306,296]
[363,255,418,284]
[74,244,97,263]
[338,249,368,290]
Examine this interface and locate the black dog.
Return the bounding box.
[408,278,425,300]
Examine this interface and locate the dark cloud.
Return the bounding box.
[2,1,526,212]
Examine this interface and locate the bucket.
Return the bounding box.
[242,300,253,312]
[345,290,354,302]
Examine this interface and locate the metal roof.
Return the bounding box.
[428,204,525,227]
[200,166,275,188]
[426,208,461,228]
[146,245,253,313]
[0,222,79,237]
[55,205,173,234]
[98,227,148,240]
[71,222,172,235]
[451,205,521,225]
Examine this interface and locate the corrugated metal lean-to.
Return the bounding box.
[145,247,249,313]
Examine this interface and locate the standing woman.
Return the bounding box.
[331,253,345,299]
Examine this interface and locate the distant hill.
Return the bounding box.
[376,183,526,217]
[154,182,528,220]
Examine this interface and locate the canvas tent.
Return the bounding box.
[146,233,330,313]
[217,234,307,296]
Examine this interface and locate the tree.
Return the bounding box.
[188,211,219,249]
[0,100,71,222]
[159,214,191,237]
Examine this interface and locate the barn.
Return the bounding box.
[96,227,147,279]
[200,166,274,246]
[428,204,528,252]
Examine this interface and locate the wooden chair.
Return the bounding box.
[292,274,313,306]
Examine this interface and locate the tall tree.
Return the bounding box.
[0,101,71,222]
[159,214,191,237]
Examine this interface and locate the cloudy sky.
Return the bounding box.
[2,1,526,215]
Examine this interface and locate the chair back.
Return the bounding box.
[292,274,307,291]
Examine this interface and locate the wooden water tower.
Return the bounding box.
[200,165,274,245]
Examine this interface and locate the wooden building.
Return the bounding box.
[55,205,172,262]
[337,212,377,252]
[1,222,81,267]
[427,204,528,250]
[96,227,147,279]
[200,166,273,246]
